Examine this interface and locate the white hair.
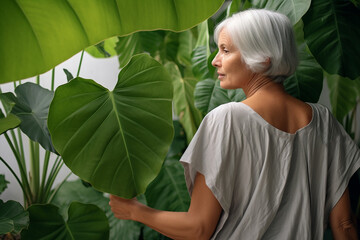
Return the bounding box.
[214,9,298,83]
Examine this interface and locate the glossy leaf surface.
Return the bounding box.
[9,83,56,153]
[0,175,9,194]
[0,0,224,83]
[52,179,141,240]
[48,54,174,198]
[21,202,108,240]
[303,0,360,79]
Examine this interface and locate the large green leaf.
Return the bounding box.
[165,62,202,143]
[0,200,29,234]
[21,202,109,240]
[194,79,246,114]
[48,54,174,198]
[252,0,311,25]
[302,0,360,79]
[51,179,141,240]
[0,217,13,235]
[10,82,56,153]
[0,175,9,195]
[283,44,323,103]
[0,0,224,83]
[86,37,118,58]
[326,73,358,122]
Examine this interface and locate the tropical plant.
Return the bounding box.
[1,0,360,239]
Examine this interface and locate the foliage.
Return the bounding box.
[21,202,109,240]
[0,175,9,195]
[1,0,360,238]
[48,54,174,198]
[0,0,225,83]
[0,200,29,235]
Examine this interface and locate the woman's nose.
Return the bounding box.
[212,52,221,67]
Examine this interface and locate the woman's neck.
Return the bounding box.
[243,75,285,98]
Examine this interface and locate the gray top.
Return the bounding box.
[180,102,360,240]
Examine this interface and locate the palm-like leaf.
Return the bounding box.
[48,54,174,198]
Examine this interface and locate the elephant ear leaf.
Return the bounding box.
[48,54,174,198]
[10,83,56,153]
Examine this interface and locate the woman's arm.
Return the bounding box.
[109,172,222,240]
[329,188,358,240]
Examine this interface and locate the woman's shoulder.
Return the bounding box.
[205,102,252,121]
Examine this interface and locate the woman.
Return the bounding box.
[110,9,360,239]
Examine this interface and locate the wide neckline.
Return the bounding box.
[238,102,315,136]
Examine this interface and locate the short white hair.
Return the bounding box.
[214,9,298,83]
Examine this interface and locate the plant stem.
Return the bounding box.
[36,75,40,85]
[47,171,72,203]
[29,140,40,202]
[0,156,31,205]
[38,150,51,202]
[43,156,62,201]
[51,68,55,91]
[17,128,26,173]
[9,130,21,162]
[4,132,32,204]
[76,50,85,77]
[43,160,64,202]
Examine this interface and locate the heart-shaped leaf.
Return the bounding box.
[194,79,246,114]
[48,54,174,198]
[0,0,225,83]
[303,0,360,79]
[0,200,29,234]
[10,82,56,153]
[284,44,323,103]
[165,62,202,143]
[21,202,109,240]
[252,0,311,25]
[51,179,141,240]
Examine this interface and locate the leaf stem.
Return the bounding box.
[76,50,85,77]
[47,171,72,203]
[39,150,51,202]
[0,156,31,205]
[51,68,55,91]
[29,140,40,202]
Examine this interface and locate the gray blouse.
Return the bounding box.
[180,102,360,239]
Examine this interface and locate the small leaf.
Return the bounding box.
[0,92,17,115]
[0,174,10,194]
[62,68,74,82]
[86,37,118,58]
[0,200,29,234]
[21,202,109,240]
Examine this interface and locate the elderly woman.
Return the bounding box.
[110,9,360,239]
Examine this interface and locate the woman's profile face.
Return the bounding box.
[212,28,253,89]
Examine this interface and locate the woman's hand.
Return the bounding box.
[109,195,139,220]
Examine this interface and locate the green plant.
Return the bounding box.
[1,0,359,239]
